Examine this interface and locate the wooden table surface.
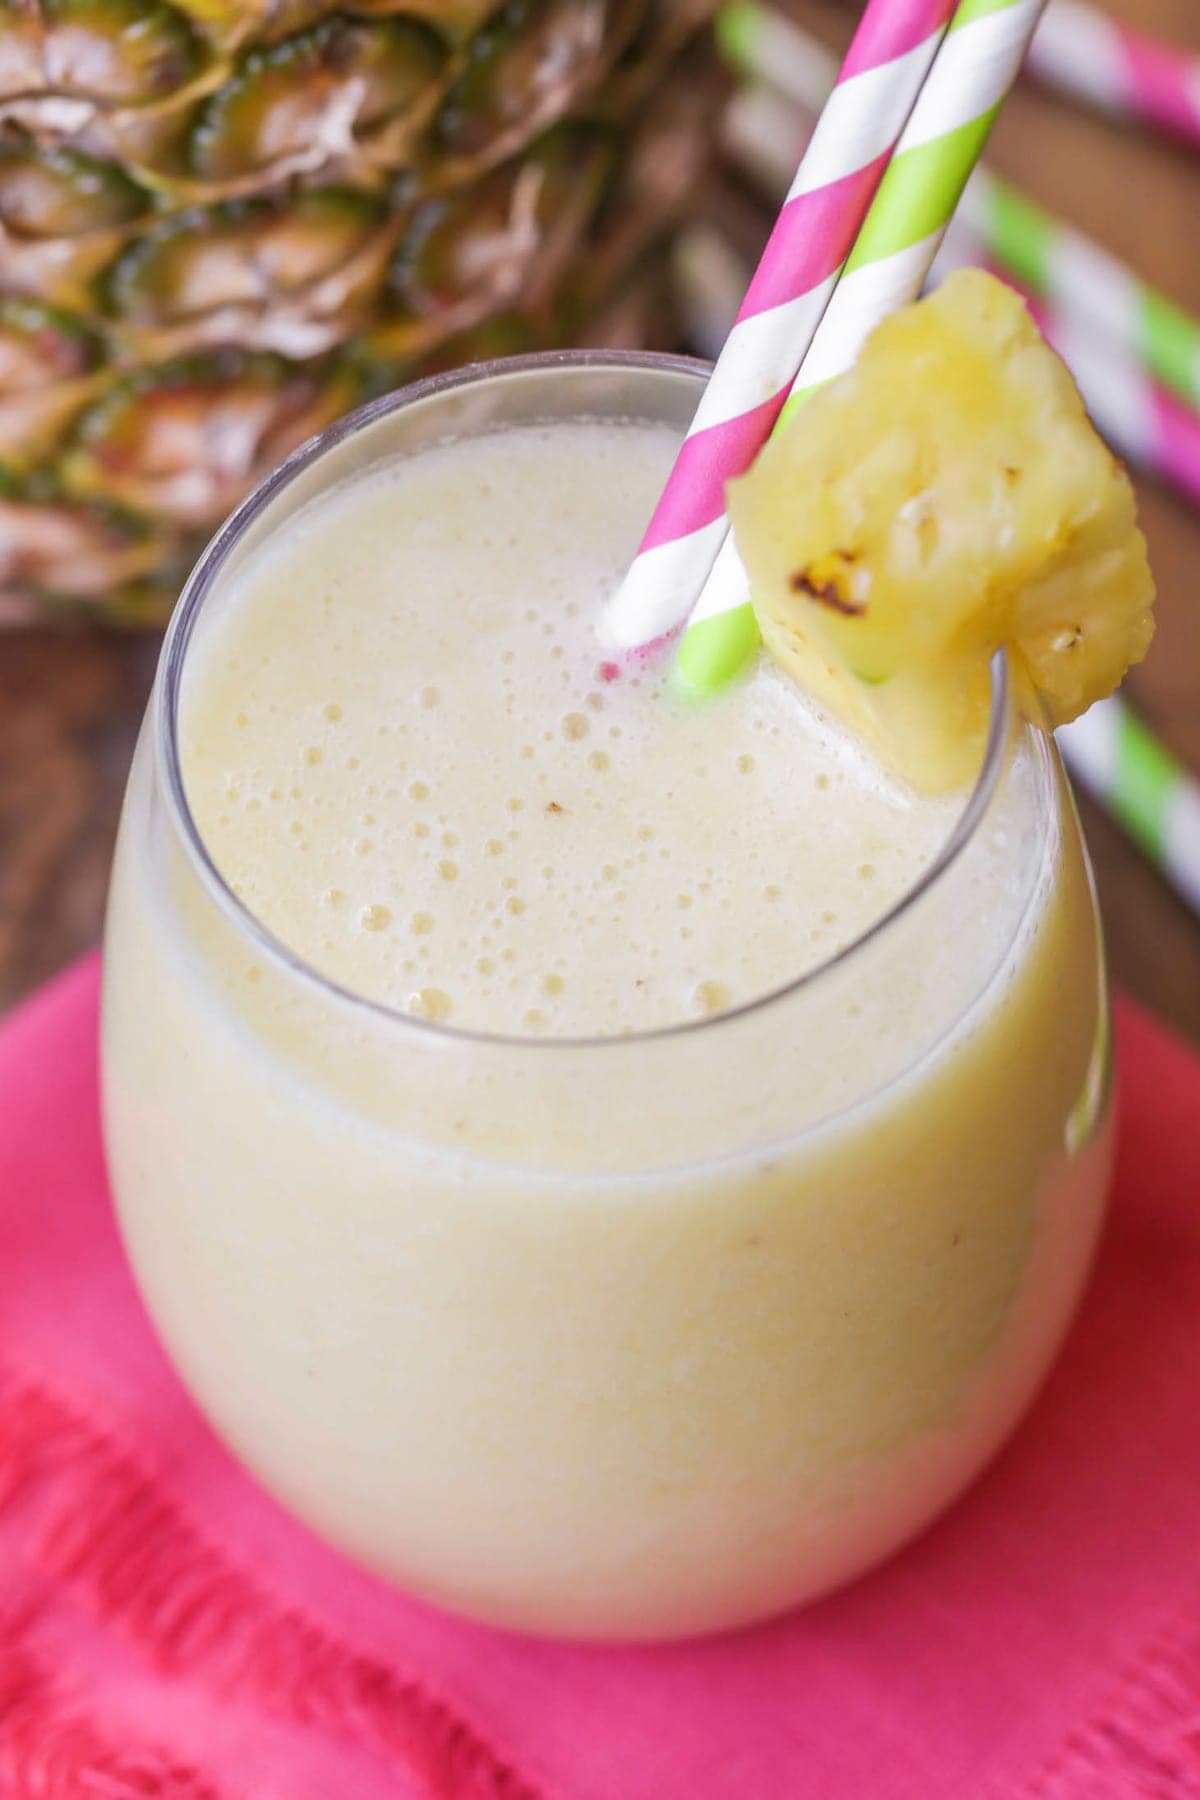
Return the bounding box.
[1,0,1197,1038]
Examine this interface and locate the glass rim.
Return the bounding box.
[156,347,1018,1055]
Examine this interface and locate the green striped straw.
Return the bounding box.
[718,0,1200,413]
[1060,699,1200,916]
[679,0,1048,695]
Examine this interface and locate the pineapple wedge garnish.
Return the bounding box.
[728,269,1155,792]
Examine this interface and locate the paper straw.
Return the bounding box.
[718,2,1200,413]
[1059,699,1200,917]
[716,0,840,114]
[601,0,959,652]
[1026,0,1200,152]
[678,0,1047,697]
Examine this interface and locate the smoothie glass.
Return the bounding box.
[102,352,1113,1642]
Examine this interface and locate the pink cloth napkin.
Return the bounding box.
[3,954,1200,1799]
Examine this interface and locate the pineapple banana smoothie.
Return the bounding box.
[102,349,1120,1640]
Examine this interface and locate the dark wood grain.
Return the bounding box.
[1,0,1197,1035]
[0,631,157,1009]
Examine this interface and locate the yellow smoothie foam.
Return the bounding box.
[181,420,961,1037]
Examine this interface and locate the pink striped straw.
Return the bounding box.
[1026,0,1200,152]
[602,0,957,652]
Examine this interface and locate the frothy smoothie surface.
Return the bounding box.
[181,420,960,1036]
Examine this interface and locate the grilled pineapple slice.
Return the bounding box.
[728,270,1155,792]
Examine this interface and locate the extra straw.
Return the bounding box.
[1059,699,1200,916]
[719,2,1200,413]
[1026,0,1200,152]
[601,0,959,652]
[676,0,1047,697]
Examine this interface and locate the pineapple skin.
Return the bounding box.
[730,270,1155,793]
[0,0,720,623]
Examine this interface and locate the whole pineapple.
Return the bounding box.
[0,0,718,622]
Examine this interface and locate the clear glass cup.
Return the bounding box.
[101,352,1113,1642]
